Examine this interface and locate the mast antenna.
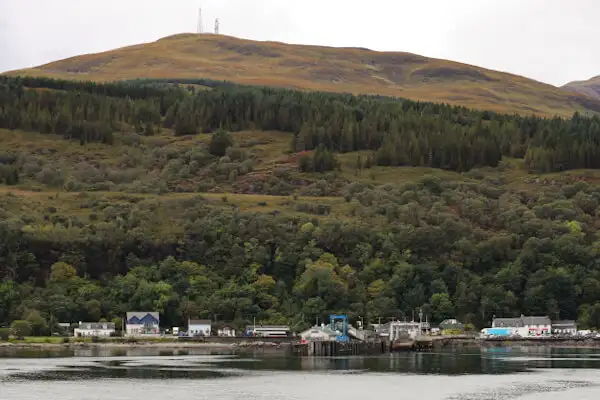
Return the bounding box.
[197,8,204,34]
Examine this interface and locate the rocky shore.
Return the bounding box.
[438,337,600,349]
[2,337,599,352]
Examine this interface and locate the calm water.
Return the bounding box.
[2,347,600,399]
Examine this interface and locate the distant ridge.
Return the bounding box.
[563,75,600,101]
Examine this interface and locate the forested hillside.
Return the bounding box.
[1,76,600,333]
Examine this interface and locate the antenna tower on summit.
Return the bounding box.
[197,8,204,34]
[215,18,220,35]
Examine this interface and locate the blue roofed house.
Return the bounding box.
[126,312,160,336]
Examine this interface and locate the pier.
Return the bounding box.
[292,313,437,357]
[293,340,388,356]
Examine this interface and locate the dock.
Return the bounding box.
[293,340,388,356]
[390,336,434,352]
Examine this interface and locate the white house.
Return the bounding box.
[552,320,577,335]
[217,326,236,337]
[74,322,116,337]
[188,319,212,337]
[126,312,160,336]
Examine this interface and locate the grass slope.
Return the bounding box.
[3,128,600,235]
[6,33,600,117]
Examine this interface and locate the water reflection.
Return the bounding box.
[1,347,600,383]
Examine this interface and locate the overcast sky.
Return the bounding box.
[1,0,599,86]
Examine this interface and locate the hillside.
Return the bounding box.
[2,128,600,331]
[1,76,600,332]
[6,33,600,117]
[564,75,600,101]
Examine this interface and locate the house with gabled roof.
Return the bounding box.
[74,322,115,337]
[126,312,160,336]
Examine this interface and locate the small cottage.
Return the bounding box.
[217,326,236,337]
[439,319,465,335]
[188,319,212,337]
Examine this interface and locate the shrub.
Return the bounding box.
[0,328,9,341]
[295,202,331,215]
[298,145,339,173]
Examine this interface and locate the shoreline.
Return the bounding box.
[2,337,600,351]
[452,338,600,349]
[0,340,292,351]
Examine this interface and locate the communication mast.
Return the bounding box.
[197,8,204,34]
[215,18,220,35]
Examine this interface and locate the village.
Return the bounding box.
[59,312,600,347]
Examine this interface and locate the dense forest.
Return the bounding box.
[2,76,600,173]
[1,76,600,334]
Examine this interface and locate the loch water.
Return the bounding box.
[1,347,600,400]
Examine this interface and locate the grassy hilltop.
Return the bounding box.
[6,33,600,117]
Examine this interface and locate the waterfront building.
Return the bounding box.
[125,312,160,336]
[188,319,212,336]
[74,322,115,337]
[488,315,551,337]
[551,320,577,335]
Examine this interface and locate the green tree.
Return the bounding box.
[49,262,77,283]
[209,129,234,157]
[25,310,48,336]
[429,293,454,323]
[11,320,31,339]
[112,317,123,334]
[174,98,197,135]
[587,303,600,329]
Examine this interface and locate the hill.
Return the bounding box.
[1,76,600,333]
[564,75,600,101]
[6,33,600,117]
